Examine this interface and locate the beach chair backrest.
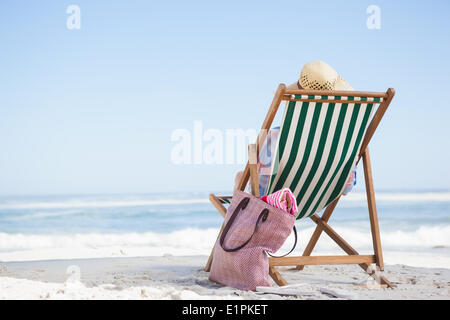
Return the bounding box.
[266,91,386,219]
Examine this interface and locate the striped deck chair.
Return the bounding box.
[206,84,395,288]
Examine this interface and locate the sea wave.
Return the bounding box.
[0,198,210,210]
[0,192,449,211]
[3,210,83,221]
[347,192,450,202]
[0,225,449,253]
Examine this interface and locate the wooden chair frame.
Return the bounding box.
[205,84,396,288]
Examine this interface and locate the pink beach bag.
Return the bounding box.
[209,190,297,291]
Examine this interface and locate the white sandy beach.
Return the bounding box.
[1,255,449,300]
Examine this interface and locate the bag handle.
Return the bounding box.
[266,226,297,258]
[220,197,264,252]
[220,197,297,256]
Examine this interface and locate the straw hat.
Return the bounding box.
[287,61,353,91]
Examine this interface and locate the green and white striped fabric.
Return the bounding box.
[266,95,380,219]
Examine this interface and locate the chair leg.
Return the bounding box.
[362,148,385,271]
[205,219,226,272]
[269,266,288,286]
[204,194,228,271]
[310,214,394,288]
[296,197,340,270]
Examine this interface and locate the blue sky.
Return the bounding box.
[0,0,449,195]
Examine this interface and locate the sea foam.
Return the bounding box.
[0,225,448,254]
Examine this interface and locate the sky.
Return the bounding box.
[0,0,449,195]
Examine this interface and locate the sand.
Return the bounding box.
[1,255,449,300]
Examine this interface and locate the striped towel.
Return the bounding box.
[261,188,298,216]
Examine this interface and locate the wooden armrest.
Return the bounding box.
[216,196,232,204]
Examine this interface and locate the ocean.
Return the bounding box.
[0,191,449,268]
